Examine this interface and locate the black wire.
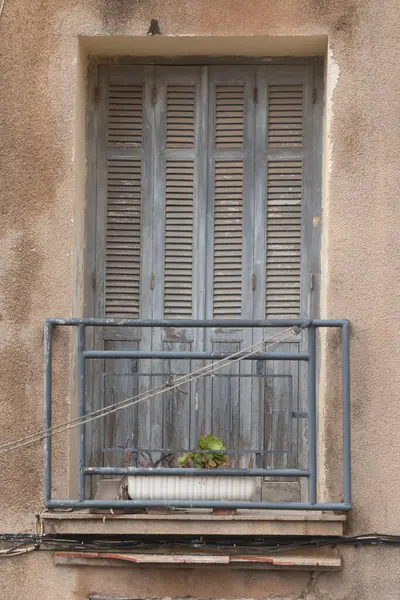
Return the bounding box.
[2,532,400,557]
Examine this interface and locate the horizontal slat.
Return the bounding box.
[164,161,194,318]
[105,158,142,318]
[213,161,243,318]
[268,85,303,148]
[266,160,303,319]
[108,84,143,148]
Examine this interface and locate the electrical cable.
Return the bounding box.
[2,533,400,558]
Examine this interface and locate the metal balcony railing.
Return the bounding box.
[44,318,351,511]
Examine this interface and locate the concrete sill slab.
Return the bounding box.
[42,510,345,536]
[53,547,341,570]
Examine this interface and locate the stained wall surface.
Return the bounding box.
[1,0,400,598]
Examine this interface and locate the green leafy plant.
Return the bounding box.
[178,435,228,469]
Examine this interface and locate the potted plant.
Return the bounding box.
[127,435,257,501]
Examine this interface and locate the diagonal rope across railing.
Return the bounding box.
[0,326,303,455]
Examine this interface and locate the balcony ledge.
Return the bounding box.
[41,509,345,537]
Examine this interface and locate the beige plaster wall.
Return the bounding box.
[1,0,400,598]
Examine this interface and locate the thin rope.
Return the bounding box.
[0,331,284,452]
[0,328,299,455]
[0,328,297,454]
[0,328,292,453]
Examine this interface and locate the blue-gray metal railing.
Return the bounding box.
[43,318,351,511]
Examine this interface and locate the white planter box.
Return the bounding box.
[127,474,257,501]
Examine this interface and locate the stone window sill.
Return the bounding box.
[41,509,345,537]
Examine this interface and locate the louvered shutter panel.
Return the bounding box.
[209,75,253,319]
[266,157,302,318]
[105,156,142,318]
[213,160,244,317]
[266,84,304,318]
[253,68,314,320]
[164,161,194,318]
[107,83,143,147]
[105,83,143,318]
[96,70,150,319]
[267,85,304,148]
[163,82,196,319]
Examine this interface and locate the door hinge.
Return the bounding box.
[151,87,157,105]
[256,360,264,375]
[312,88,317,104]
[253,87,258,104]
[292,411,308,419]
[94,85,100,104]
[150,272,155,290]
[91,270,97,289]
[251,273,256,291]
[309,273,314,291]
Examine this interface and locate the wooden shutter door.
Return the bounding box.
[151,67,207,455]
[252,65,320,501]
[88,66,155,476]
[203,66,258,468]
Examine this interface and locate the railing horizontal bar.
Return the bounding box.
[83,351,309,361]
[46,318,348,328]
[46,499,351,511]
[102,448,291,455]
[84,468,310,477]
[102,373,290,379]
[311,319,349,327]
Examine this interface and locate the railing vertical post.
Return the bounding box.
[342,322,351,506]
[77,325,86,502]
[194,379,200,445]
[308,325,317,505]
[44,322,52,505]
[257,360,264,466]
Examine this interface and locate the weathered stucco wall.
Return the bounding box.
[1,0,400,598]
